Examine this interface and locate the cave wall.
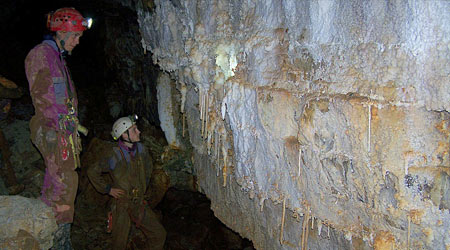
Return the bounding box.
[130,0,449,249]
[100,6,160,124]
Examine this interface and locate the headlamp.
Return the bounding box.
[129,114,138,123]
[82,17,93,29]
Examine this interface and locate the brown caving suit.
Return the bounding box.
[87,141,166,250]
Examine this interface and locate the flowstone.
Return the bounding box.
[128,0,450,249]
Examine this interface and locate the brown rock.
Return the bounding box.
[0,196,57,249]
[374,231,396,250]
[147,167,170,209]
[0,75,22,99]
[79,137,115,206]
[0,75,18,89]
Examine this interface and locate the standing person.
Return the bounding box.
[24,7,92,249]
[87,115,166,250]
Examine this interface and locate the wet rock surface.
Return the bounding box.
[0,195,57,250]
[0,115,43,199]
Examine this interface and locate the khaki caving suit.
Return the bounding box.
[87,140,166,250]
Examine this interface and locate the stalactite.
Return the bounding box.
[202,92,206,138]
[300,209,310,250]
[206,99,215,155]
[207,130,212,155]
[182,113,186,137]
[298,146,302,178]
[217,126,225,178]
[140,37,147,54]
[180,82,187,138]
[221,94,227,120]
[215,131,220,171]
[407,214,411,250]
[317,219,323,236]
[222,142,227,187]
[223,163,227,187]
[199,87,203,122]
[304,214,310,250]
[201,90,205,137]
[214,130,218,157]
[368,102,372,153]
[260,197,265,212]
[202,89,206,123]
[180,82,187,113]
[205,92,209,139]
[404,156,409,175]
[280,197,286,244]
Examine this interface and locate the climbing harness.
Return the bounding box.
[107,211,113,233]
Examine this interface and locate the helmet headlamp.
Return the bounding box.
[129,114,138,123]
[82,17,93,29]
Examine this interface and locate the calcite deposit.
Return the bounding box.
[132,0,449,249]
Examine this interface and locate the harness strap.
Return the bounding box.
[107,211,113,233]
[68,134,80,169]
[59,52,73,100]
[127,202,147,230]
[117,146,129,167]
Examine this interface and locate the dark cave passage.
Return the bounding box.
[0,1,254,249]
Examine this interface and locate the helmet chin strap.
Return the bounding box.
[121,130,136,144]
[56,32,73,55]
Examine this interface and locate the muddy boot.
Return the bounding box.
[51,223,74,250]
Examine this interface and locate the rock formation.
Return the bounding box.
[0,195,57,249]
[127,0,450,249]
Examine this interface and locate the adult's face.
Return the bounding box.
[56,31,83,53]
[123,124,141,143]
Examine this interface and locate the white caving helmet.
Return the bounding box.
[111,114,138,140]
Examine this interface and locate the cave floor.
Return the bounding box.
[72,188,255,250]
